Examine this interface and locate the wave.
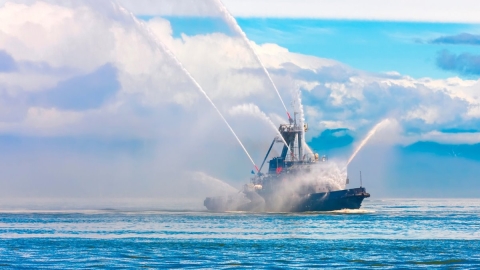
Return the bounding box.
[329,209,376,214]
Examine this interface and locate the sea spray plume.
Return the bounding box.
[266,160,347,211]
[347,118,391,165]
[112,1,260,172]
[292,160,347,192]
[213,0,291,120]
[191,172,238,195]
[281,162,346,197]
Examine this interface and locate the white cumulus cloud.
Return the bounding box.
[1,0,480,203]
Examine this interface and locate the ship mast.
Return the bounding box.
[278,112,304,162]
[360,171,363,187]
[296,112,303,161]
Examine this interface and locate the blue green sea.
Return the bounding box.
[0,199,479,269]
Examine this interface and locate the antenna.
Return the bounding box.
[360,171,363,187]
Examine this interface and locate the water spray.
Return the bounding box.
[114,3,260,172]
[292,85,314,156]
[261,112,292,155]
[347,119,390,166]
[230,103,291,154]
[214,0,292,121]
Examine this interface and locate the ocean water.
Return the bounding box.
[0,199,479,269]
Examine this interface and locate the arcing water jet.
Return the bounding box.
[229,103,291,154]
[114,2,260,172]
[347,118,390,166]
[213,0,291,120]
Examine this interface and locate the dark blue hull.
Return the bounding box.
[204,187,370,212]
[290,187,370,212]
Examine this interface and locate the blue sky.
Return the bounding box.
[162,17,480,79]
[239,19,480,79]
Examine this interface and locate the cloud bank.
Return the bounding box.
[0,0,480,204]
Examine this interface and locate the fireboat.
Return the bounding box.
[204,113,370,212]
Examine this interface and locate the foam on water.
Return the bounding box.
[329,209,376,214]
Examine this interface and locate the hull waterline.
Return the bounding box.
[204,187,370,212]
